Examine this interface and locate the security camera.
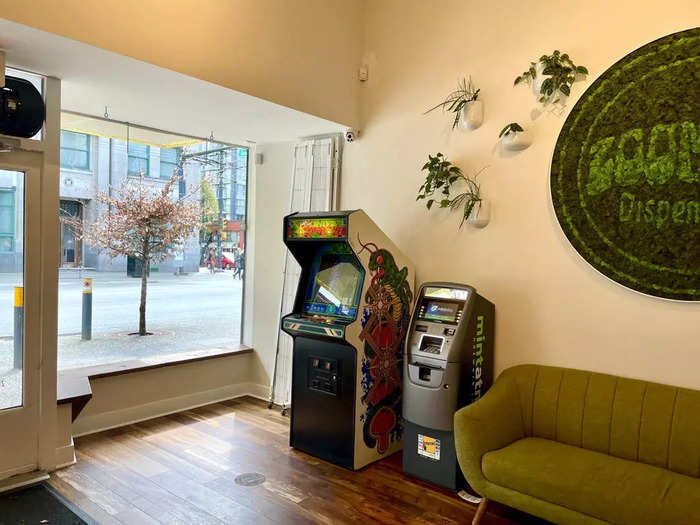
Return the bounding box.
[345,129,358,143]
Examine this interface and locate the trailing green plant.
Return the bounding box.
[499,122,524,138]
[514,50,588,103]
[425,77,480,130]
[416,153,484,228]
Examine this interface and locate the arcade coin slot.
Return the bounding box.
[308,356,339,396]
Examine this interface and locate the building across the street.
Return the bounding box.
[58,130,248,274]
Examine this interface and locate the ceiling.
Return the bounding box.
[0,18,344,145]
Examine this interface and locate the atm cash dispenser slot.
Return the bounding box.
[418,334,444,355]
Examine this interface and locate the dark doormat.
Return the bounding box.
[0,482,94,525]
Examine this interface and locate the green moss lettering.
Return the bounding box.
[645,123,678,186]
[688,201,700,224]
[656,200,671,229]
[615,128,645,186]
[678,121,699,183]
[644,200,656,223]
[672,201,686,223]
[586,136,615,196]
[619,191,635,221]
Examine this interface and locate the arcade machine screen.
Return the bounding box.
[304,253,363,320]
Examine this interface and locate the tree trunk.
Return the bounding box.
[139,241,149,336]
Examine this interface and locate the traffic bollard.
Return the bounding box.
[13,286,23,369]
[82,278,92,341]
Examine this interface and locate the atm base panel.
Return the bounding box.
[402,420,464,491]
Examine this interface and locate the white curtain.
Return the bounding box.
[271,135,341,405]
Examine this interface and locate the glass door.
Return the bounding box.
[0,151,42,480]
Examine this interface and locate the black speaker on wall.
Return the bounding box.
[0,76,45,138]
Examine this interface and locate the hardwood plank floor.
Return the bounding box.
[49,397,543,524]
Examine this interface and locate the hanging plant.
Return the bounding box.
[425,77,481,130]
[514,50,588,104]
[498,122,524,138]
[498,122,530,151]
[416,153,485,228]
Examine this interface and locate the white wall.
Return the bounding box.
[340,0,700,389]
[251,143,295,384]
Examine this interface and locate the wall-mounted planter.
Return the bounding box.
[459,100,484,129]
[501,131,531,151]
[531,62,546,96]
[467,199,490,228]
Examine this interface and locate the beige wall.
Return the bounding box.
[0,0,364,128]
[341,0,700,389]
[251,142,295,382]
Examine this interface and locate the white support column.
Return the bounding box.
[39,76,61,473]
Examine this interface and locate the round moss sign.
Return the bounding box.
[551,28,700,301]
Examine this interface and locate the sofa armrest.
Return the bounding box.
[454,374,524,495]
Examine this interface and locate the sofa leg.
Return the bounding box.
[472,498,488,525]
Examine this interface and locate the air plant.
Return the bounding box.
[425,77,481,130]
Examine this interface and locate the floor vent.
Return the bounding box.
[234,473,266,487]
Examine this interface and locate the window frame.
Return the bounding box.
[127,142,151,177]
[60,130,91,171]
[0,187,16,252]
[159,147,181,181]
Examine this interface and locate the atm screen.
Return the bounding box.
[304,253,363,319]
[422,300,460,323]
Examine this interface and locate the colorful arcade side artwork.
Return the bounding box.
[357,239,413,455]
[282,210,415,470]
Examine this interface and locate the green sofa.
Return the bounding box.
[454,364,700,525]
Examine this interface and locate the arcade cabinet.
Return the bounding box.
[402,282,494,490]
[281,210,415,470]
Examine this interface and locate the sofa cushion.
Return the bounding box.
[482,437,700,525]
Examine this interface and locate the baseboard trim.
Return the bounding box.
[0,470,49,493]
[73,382,270,437]
[55,438,76,469]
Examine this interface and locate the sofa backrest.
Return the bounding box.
[502,364,700,477]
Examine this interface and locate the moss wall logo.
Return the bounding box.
[551,28,700,301]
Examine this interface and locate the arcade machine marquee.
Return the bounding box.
[282,210,415,470]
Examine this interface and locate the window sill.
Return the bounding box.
[57,344,253,420]
[60,168,93,175]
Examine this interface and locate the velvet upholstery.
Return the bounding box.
[454,365,700,524]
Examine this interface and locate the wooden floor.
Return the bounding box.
[49,397,540,524]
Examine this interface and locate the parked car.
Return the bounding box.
[204,251,237,270]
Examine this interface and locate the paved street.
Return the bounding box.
[0,269,244,409]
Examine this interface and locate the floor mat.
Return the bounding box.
[0,483,91,525]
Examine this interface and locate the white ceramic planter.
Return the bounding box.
[468,199,490,229]
[532,61,546,96]
[459,100,483,130]
[502,130,531,151]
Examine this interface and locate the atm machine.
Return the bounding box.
[402,282,494,490]
[281,210,415,470]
